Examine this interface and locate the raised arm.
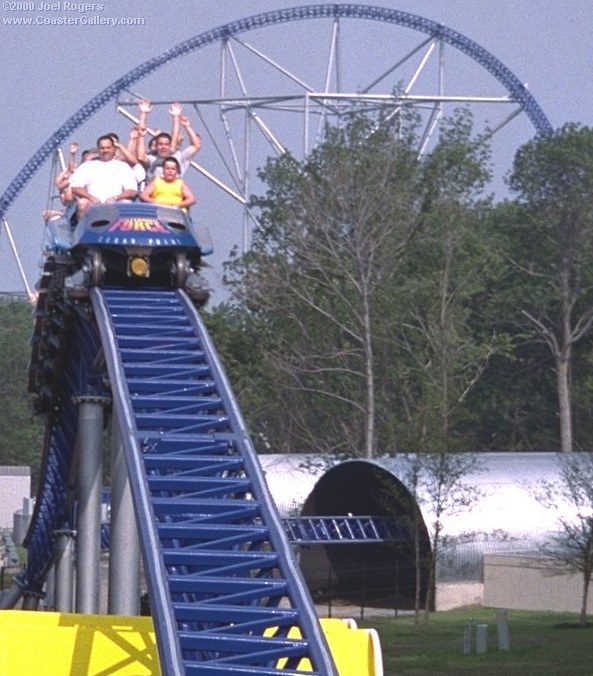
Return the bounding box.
[55,168,70,192]
[179,115,202,157]
[169,102,183,151]
[67,142,79,174]
[138,98,152,130]
[114,136,138,167]
[127,126,141,159]
[136,99,153,166]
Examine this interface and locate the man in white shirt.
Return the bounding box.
[70,135,138,217]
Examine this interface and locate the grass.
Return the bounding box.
[360,607,593,675]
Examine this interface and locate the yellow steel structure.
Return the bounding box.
[0,610,383,675]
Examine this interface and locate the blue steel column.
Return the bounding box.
[108,414,141,615]
[74,395,110,614]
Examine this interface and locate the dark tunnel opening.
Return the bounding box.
[299,460,432,610]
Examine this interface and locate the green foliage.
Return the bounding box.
[202,303,277,450]
[388,116,501,452]
[502,124,593,450]
[504,126,593,319]
[221,109,506,455]
[224,114,431,455]
[0,298,43,486]
[215,113,593,454]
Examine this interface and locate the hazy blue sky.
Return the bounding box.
[1,0,592,296]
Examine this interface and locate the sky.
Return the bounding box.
[1,0,592,299]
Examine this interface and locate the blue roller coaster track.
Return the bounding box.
[0,3,552,220]
[21,281,340,675]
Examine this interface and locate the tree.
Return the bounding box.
[223,108,505,457]
[412,452,481,621]
[225,113,424,457]
[379,451,481,623]
[506,124,593,451]
[388,111,504,452]
[536,453,593,625]
[0,298,44,487]
[203,302,274,450]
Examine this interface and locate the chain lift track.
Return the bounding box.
[21,285,338,676]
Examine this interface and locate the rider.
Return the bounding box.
[139,156,197,211]
[69,135,137,217]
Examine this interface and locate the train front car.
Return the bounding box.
[66,202,212,303]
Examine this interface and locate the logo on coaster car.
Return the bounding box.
[108,218,170,233]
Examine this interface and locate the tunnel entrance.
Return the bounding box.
[299,460,431,610]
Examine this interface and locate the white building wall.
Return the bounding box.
[0,467,31,529]
[483,553,593,614]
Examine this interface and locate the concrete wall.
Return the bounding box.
[483,553,592,614]
[436,582,484,611]
[0,467,30,530]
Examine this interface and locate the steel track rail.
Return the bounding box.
[91,287,337,676]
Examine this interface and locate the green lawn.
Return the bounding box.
[362,607,593,676]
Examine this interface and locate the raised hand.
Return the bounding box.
[139,99,153,114]
[169,101,183,117]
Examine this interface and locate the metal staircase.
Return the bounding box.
[91,287,337,676]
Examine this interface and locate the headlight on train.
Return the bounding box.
[129,256,150,278]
